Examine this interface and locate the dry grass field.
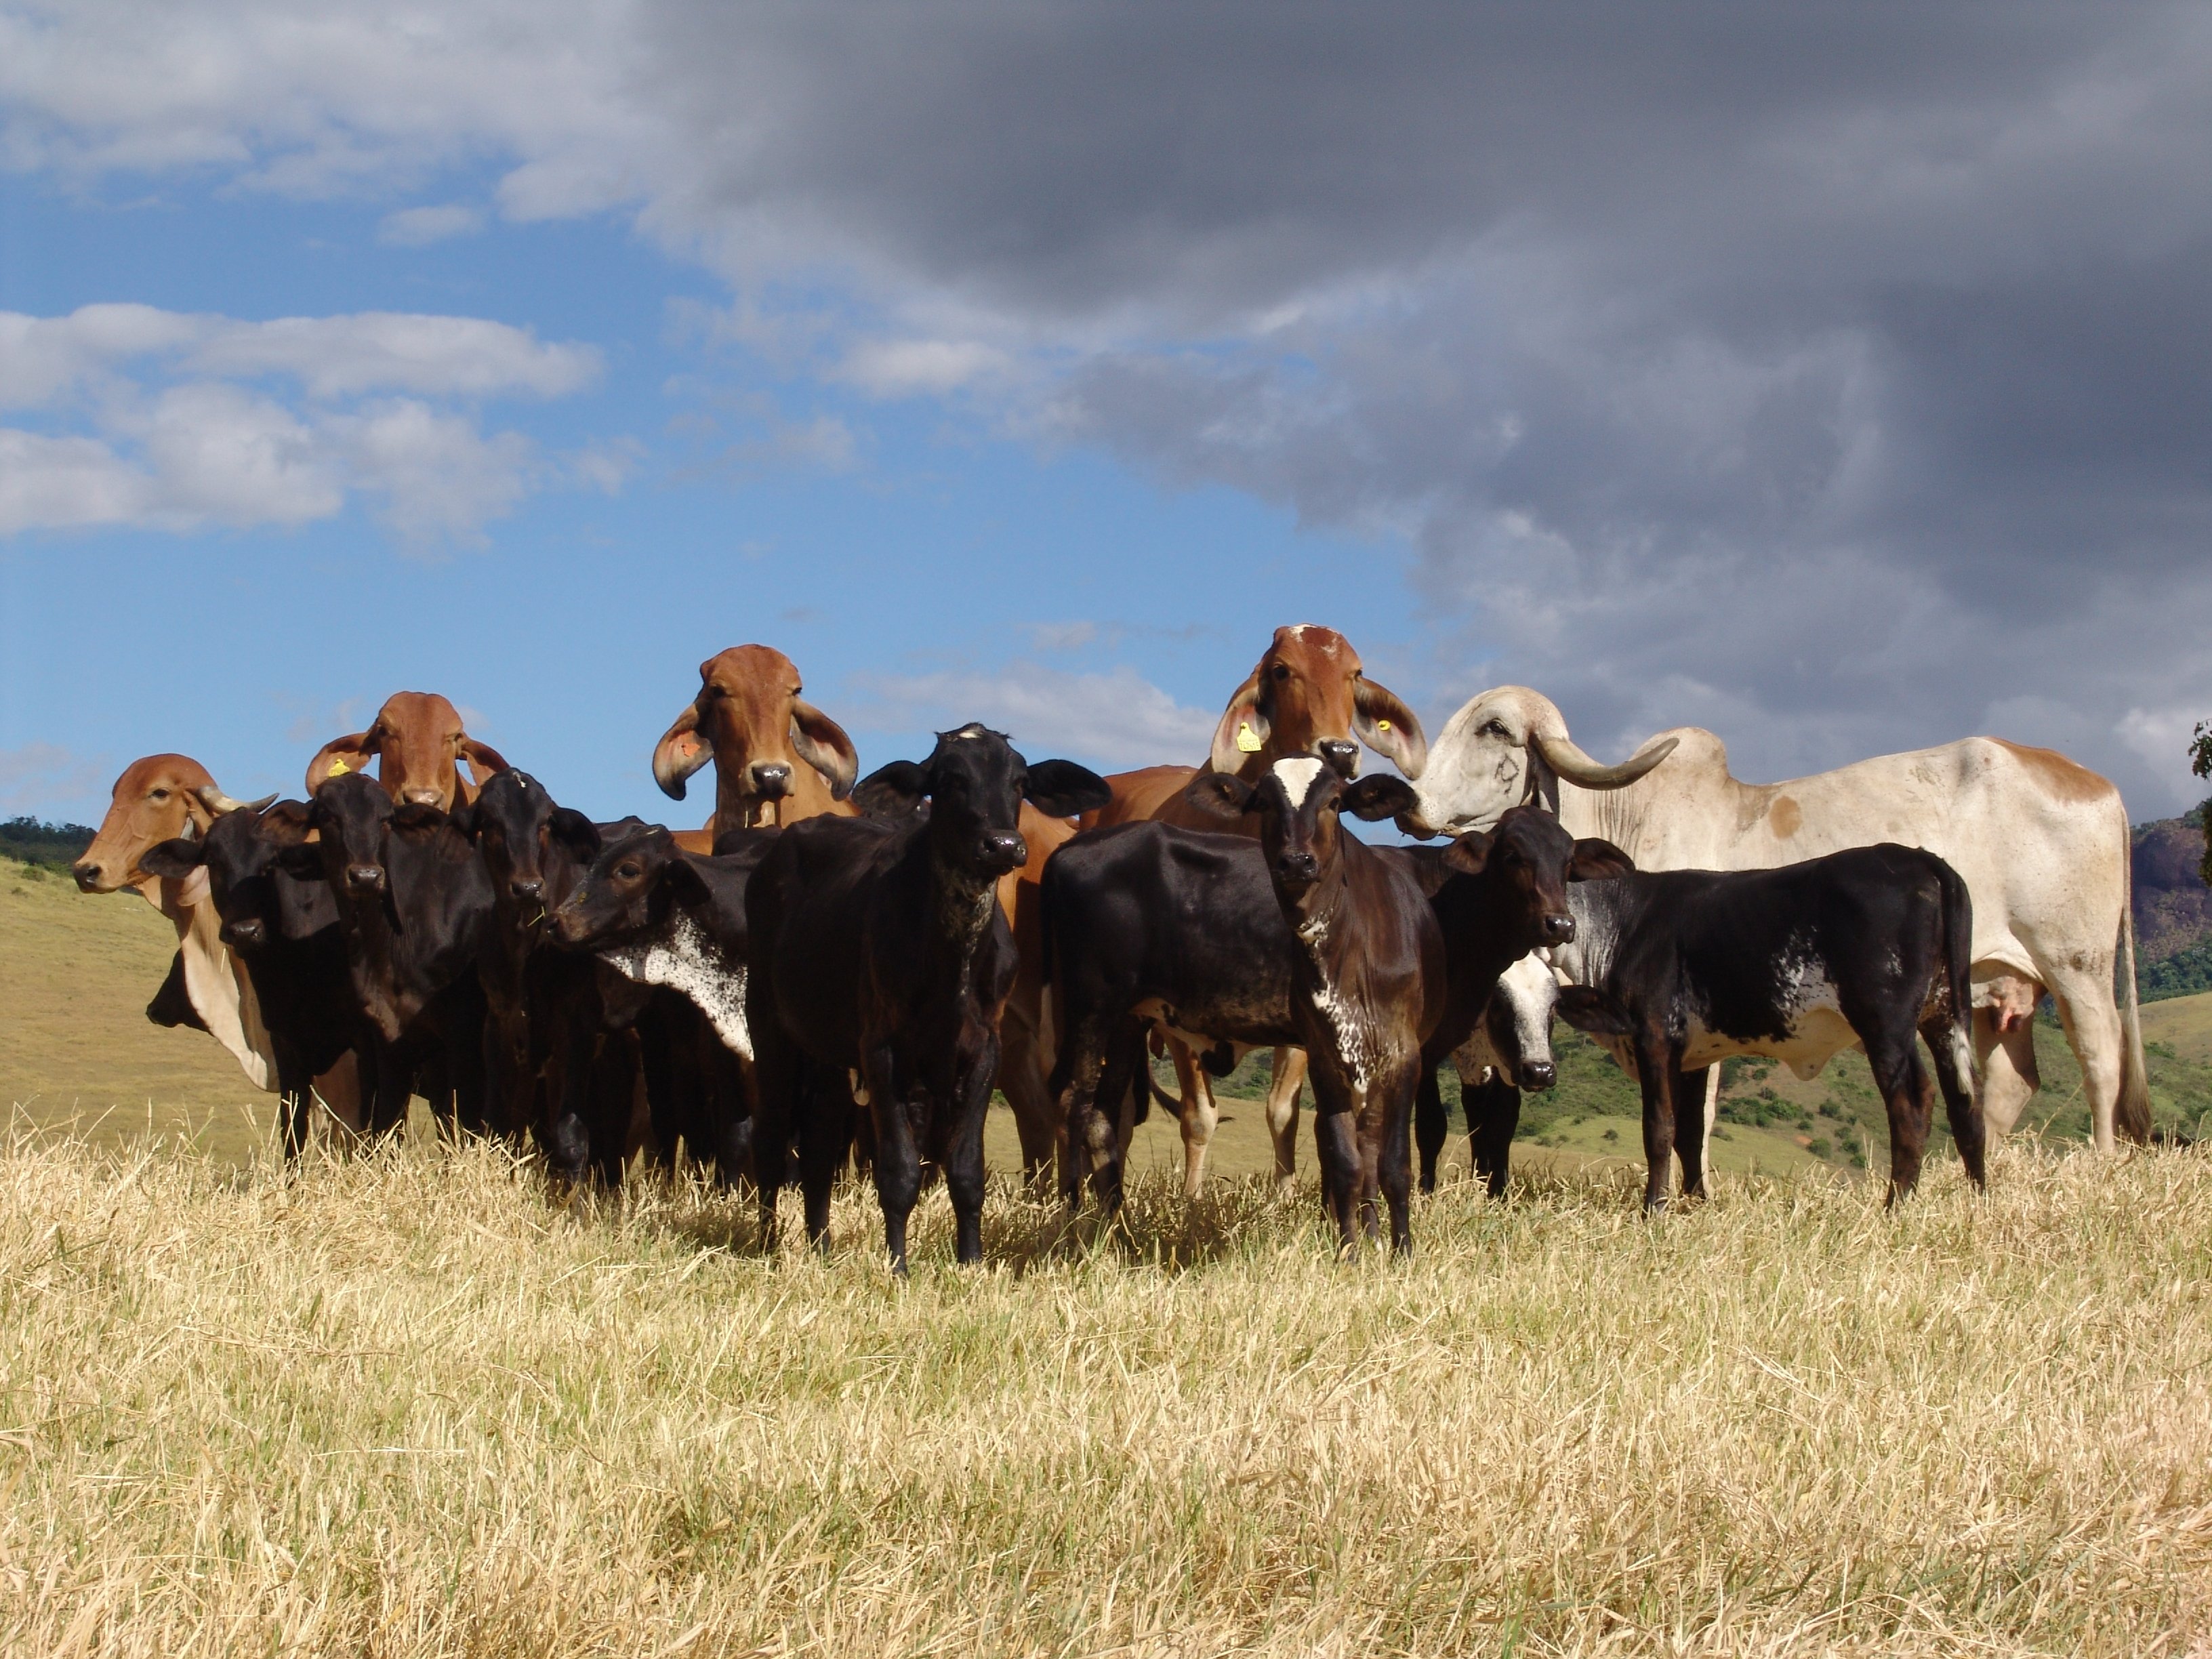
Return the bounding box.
[9,857,2212,1654]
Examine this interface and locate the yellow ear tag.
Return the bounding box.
[327,758,351,776]
[1235,722,1263,754]
[1376,719,1391,731]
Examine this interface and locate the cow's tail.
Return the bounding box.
[1936,857,1978,1101]
[2116,878,2153,1145]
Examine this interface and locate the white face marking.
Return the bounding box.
[596,910,751,1059]
[1271,756,1327,809]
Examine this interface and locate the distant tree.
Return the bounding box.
[2194,722,2212,884]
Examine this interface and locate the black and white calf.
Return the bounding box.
[1546,842,1985,1209]
[1414,950,1561,1197]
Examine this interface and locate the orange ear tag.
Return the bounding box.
[1235,722,1263,753]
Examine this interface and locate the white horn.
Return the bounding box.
[1532,733,1678,790]
[196,784,278,817]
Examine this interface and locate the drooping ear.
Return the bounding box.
[853,759,930,817]
[1207,670,1269,774]
[1441,829,1494,876]
[457,737,508,790]
[1554,985,1633,1038]
[1353,677,1427,779]
[1023,759,1112,817]
[447,802,479,840]
[548,808,601,864]
[138,837,207,880]
[306,730,377,794]
[391,802,447,834]
[1183,771,1256,821]
[277,843,327,880]
[1568,838,1635,881]
[651,701,710,802]
[790,697,859,802]
[662,852,715,907]
[1339,774,1419,823]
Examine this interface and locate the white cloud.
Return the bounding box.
[0,741,104,814]
[2116,705,2212,815]
[855,661,1216,773]
[836,338,1012,398]
[377,202,482,245]
[0,303,614,542]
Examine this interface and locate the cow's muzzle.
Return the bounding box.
[976,830,1027,872]
[1517,1059,1557,1091]
[346,864,386,895]
[224,918,267,949]
[1541,913,1575,944]
[1317,739,1359,778]
[71,861,108,893]
[749,762,792,800]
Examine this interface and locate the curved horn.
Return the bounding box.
[195,784,278,817]
[1533,732,1679,790]
[652,701,711,801]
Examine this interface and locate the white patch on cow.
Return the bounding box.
[1271,755,1327,809]
[596,910,751,1059]
[1681,936,1856,1078]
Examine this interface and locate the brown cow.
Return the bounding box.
[306,692,508,811]
[651,645,861,851]
[72,754,361,1132]
[1067,625,1429,1193]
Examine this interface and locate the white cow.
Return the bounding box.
[1404,687,2148,1151]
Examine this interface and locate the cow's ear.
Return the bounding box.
[392,802,447,834]
[137,837,207,880]
[1340,774,1418,823]
[652,701,710,802]
[447,802,478,840]
[1554,985,1633,1037]
[1353,677,1428,780]
[306,730,377,793]
[791,697,860,802]
[1568,838,1635,881]
[277,844,325,880]
[548,808,600,864]
[1207,671,1269,774]
[663,852,714,905]
[853,759,929,817]
[1023,760,1111,818]
[1441,829,1494,875]
[1183,771,1255,821]
[457,738,508,790]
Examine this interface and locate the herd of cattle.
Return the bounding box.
[68,626,2150,1264]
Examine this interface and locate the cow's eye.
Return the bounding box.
[616,864,641,880]
[150,788,169,800]
[1483,720,1510,739]
[1271,664,1291,681]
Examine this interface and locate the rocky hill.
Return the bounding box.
[2136,806,2212,1001]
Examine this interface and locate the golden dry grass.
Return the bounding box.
[3,1132,2209,1657]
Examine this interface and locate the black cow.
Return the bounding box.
[140,800,381,1158]
[1542,842,1985,1210]
[1414,950,1562,1197]
[285,773,495,1138]
[550,823,777,1182]
[747,725,1109,1269]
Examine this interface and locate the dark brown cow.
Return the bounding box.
[651,645,861,851]
[1077,624,1429,1190]
[306,692,508,811]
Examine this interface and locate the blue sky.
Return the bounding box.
[3,3,2209,827]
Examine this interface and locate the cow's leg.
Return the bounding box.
[796,1062,852,1250]
[2047,972,2125,1154]
[1973,1003,2041,1137]
[1312,1107,1359,1254]
[311,1053,364,1142]
[1414,1063,1448,1194]
[1864,1025,1931,1202]
[1923,1012,1986,1189]
[945,1036,996,1266]
[1170,1041,1218,1200]
[1466,1077,1522,1200]
[747,1031,798,1253]
[865,1049,923,1273]
[1675,1065,1711,1202]
[1265,1047,1307,1189]
[1378,1063,1418,1255]
[1637,1038,1680,1213]
[996,1028,1060,1194]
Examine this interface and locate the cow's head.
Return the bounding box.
[1401,687,1679,839]
[306,692,508,811]
[73,754,264,893]
[551,826,698,947]
[1473,952,1562,1092]
[291,773,403,901]
[1186,758,1419,899]
[139,800,312,954]
[853,725,1111,883]
[1435,805,1635,951]
[1208,624,1426,782]
[457,769,600,920]
[652,644,859,829]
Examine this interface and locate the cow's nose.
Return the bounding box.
[226,918,266,948]
[751,763,792,798]
[1276,851,1322,886]
[981,831,1027,869]
[404,789,442,808]
[1542,913,1576,943]
[71,861,104,893]
[510,878,544,903]
[346,864,385,893]
[1519,1060,1557,1091]
[1317,739,1359,777]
